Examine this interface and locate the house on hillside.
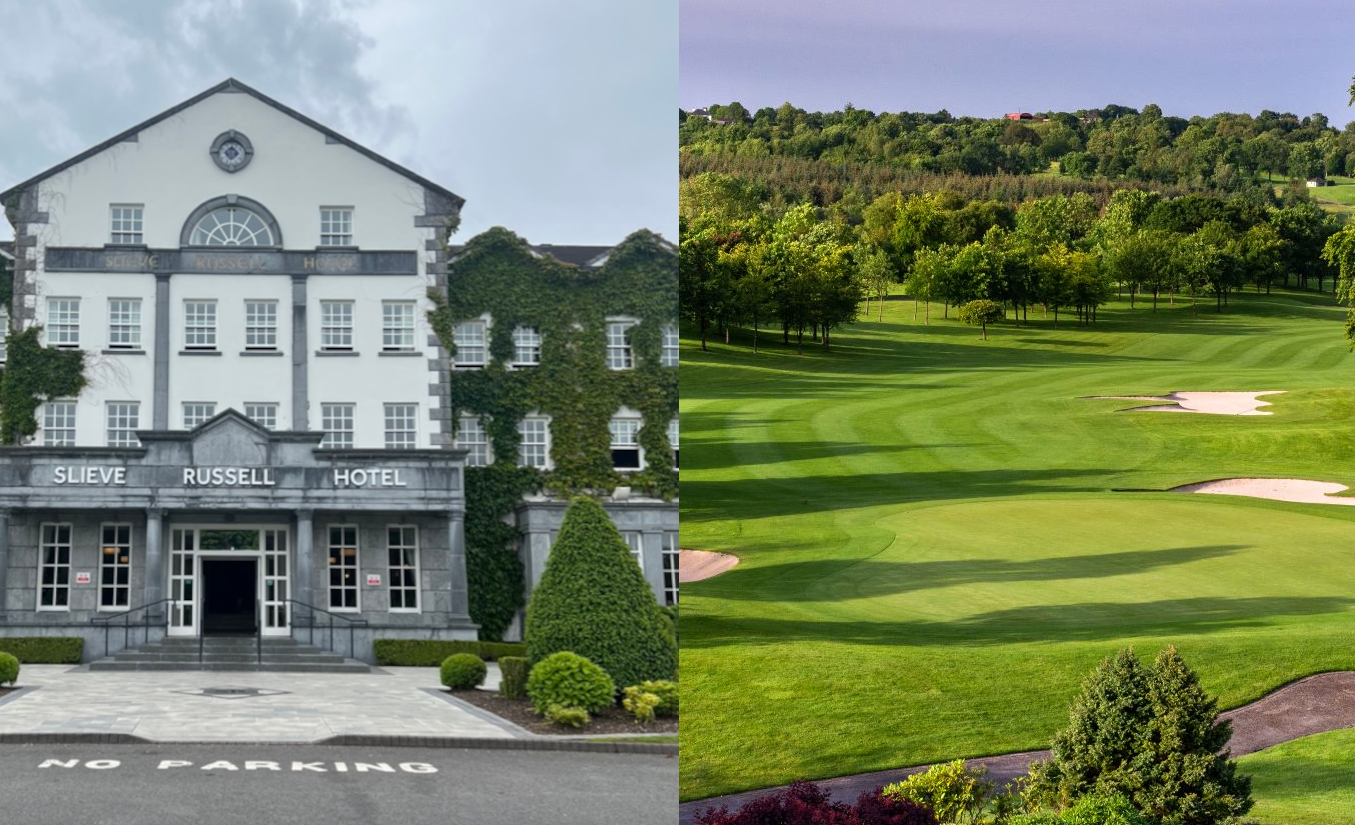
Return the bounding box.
[1306,177,1332,187]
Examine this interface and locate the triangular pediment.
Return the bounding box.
[0,78,464,210]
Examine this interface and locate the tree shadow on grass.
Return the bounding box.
[698,544,1249,602]
[680,467,1116,522]
[681,596,1355,650]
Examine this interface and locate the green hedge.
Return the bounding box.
[0,637,83,664]
[372,639,526,666]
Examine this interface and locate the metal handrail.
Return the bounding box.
[284,598,368,660]
[90,597,174,658]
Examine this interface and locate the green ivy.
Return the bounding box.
[0,326,87,444]
[430,227,678,640]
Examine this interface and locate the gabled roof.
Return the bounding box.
[0,78,465,209]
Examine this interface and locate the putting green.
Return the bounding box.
[1241,729,1355,824]
[680,290,1355,801]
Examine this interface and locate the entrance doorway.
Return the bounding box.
[168,526,291,637]
[201,559,258,635]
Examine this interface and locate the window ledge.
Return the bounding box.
[240,350,285,357]
[315,350,360,357]
[102,349,146,356]
[378,350,422,357]
[179,350,222,356]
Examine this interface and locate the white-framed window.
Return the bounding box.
[384,403,417,449]
[99,523,132,611]
[184,300,217,350]
[610,413,643,471]
[47,298,80,348]
[382,301,415,351]
[661,324,679,367]
[455,415,492,467]
[182,403,216,429]
[622,531,645,571]
[512,325,541,367]
[662,532,679,605]
[452,320,487,367]
[321,301,354,350]
[669,417,679,470]
[327,525,360,610]
[110,204,144,245]
[106,402,140,447]
[244,403,278,430]
[38,523,72,610]
[189,206,274,246]
[518,415,551,469]
[320,207,354,246]
[321,404,354,448]
[606,319,636,370]
[107,299,142,350]
[43,401,76,446]
[388,525,419,611]
[245,300,278,350]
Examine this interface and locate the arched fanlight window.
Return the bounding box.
[188,206,275,246]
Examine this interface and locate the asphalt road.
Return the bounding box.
[0,743,677,825]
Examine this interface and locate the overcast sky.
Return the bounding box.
[681,0,1355,124]
[0,0,675,246]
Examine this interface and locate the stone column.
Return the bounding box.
[291,274,309,430]
[0,509,10,619]
[144,508,164,605]
[294,509,313,608]
[153,273,171,430]
[448,510,470,620]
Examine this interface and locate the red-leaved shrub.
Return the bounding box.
[693,781,937,825]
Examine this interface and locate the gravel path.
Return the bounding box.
[679,671,1355,823]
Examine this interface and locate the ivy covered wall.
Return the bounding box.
[429,227,678,639]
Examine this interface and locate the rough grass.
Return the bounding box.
[679,287,1355,802]
[1240,729,1355,824]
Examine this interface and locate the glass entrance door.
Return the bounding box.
[166,526,291,637]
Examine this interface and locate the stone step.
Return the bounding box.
[113,652,348,664]
[87,660,372,673]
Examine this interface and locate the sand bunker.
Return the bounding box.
[1171,477,1355,506]
[1088,391,1284,416]
[679,549,740,582]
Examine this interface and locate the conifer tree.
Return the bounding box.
[524,497,677,688]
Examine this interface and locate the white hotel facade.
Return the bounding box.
[0,79,676,659]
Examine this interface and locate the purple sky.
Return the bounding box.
[681,0,1355,123]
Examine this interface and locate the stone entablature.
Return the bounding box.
[44,248,417,277]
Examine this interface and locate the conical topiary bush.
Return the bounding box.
[524,496,677,688]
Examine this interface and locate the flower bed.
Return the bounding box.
[450,687,678,737]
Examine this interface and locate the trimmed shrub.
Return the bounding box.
[623,686,660,724]
[694,781,938,825]
[1012,794,1154,825]
[1030,646,1252,825]
[439,653,487,690]
[0,637,82,664]
[0,653,18,686]
[544,704,590,728]
[499,656,529,700]
[372,639,525,666]
[525,497,677,688]
[634,679,678,717]
[526,651,615,714]
[883,761,993,825]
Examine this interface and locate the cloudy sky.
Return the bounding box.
[0,0,675,245]
[681,0,1355,123]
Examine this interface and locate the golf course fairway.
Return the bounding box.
[679,289,1355,806]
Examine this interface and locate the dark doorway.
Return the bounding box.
[201,559,258,635]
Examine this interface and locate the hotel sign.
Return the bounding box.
[52,465,411,488]
[43,248,417,276]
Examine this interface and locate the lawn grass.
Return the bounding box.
[1240,729,1355,824]
[679,287,1355,802]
